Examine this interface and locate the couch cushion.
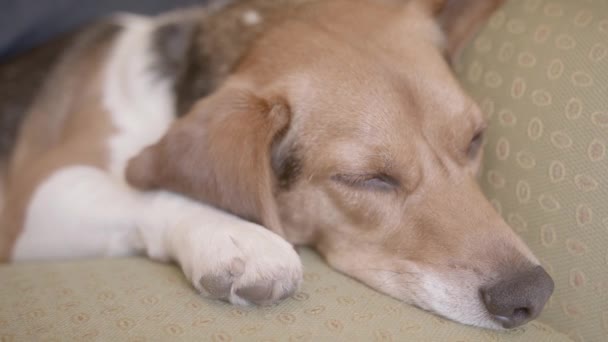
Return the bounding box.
[455,0,608,341]
[0,249,570,341]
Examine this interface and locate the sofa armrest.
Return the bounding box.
[456,1,608,341]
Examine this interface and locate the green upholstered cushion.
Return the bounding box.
[0,249,570,341]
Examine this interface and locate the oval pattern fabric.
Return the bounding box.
[0,250,570,341]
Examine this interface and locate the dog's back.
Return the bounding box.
[0,31,74,168]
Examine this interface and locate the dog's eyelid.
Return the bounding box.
[331,173,400,191]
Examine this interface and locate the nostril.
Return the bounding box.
[513,307,531,320]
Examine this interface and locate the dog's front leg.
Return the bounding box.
[137,190,302,305]
[12,166,302,305]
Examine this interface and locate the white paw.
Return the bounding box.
[175,219,303,306]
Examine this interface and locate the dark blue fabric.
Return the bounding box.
[0,0,209,61]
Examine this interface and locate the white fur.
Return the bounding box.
[12,167,141,260]
[12,14,302,305]
[104,14,176,179]
[242,10,262,26]
[418,271,501,329]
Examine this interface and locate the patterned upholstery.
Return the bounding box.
[455,0,608,341]
[0,0,605,341]
[0,250,570,341]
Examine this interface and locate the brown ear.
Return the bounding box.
[126,85,290,236]
[418,0,506,60]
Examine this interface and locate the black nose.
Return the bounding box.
[480,266,554,329]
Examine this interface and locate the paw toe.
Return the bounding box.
[199,257,245,299]
[199,273,233,299]
[235,280,275,305]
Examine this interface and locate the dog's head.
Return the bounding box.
[128,0,553,329]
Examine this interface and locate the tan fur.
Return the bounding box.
[0,163,5,221]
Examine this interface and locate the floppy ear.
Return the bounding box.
[126,85,290,236]
[417,0,506,60]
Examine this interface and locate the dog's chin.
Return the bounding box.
[410,273,508,330]
[390,293,504,330]
[370,271,507,331]
[326,257,514,330]
[428,307,506,331]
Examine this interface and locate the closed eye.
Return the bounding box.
[331,173,399,191]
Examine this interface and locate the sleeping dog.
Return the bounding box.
[0,0,553,329]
